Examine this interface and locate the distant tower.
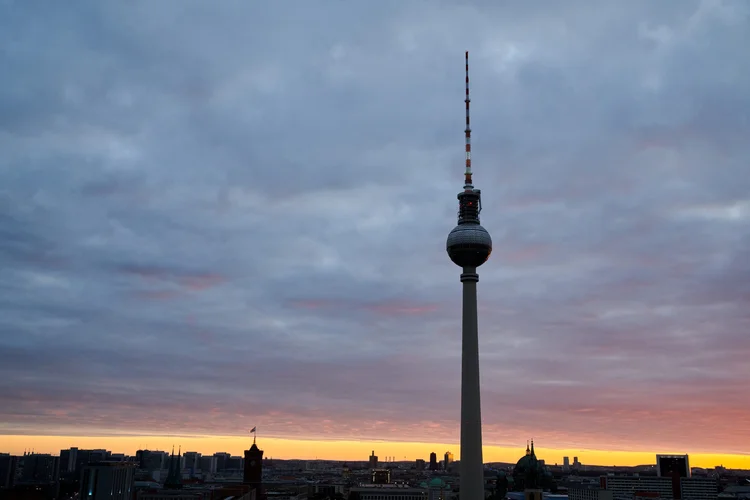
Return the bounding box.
[243,439,264,499]
[369,450,378,469]
[429,452,438,471]
[446,51,492,500]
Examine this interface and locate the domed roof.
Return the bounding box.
[428,478,447,488]
[514,453,538,472]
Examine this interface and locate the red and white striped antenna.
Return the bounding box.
[464,51,473,189]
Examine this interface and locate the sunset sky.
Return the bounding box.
[1,0,749,468]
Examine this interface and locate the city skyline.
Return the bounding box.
[1,0,749,465]
[3,436,749,471]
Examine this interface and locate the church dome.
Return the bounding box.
[514,454,537,472]
[428,478,447,488]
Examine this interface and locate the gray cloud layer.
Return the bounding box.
[1,0,749,454]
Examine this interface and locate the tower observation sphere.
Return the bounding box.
[446,218,493,268]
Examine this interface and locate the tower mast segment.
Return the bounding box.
[465,50,472,189]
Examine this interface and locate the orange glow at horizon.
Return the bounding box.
[3,435,748,470]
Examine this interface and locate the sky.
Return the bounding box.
[1,0,749,467]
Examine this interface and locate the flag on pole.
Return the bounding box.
[250,427,257,433]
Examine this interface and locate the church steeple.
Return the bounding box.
[164,446,183,490]
[526,441,530,455]
[530,440,535,457]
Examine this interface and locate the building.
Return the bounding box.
[59,448,78,475]
[80,462,136,500]
[212,453,231,472]
[181,453,201,476]
[429,453,437,472]
[443,453,454,471]
[568,488,613,500]
[163,449,183,490]
[445,50,493,500]
[369,451,379,470]
[415,459,426,471]
[136,450,169,472]
[350,485,427,500]
[0,454,19,488]
[198,456,217,474]
[563,457,570,473]
[656,456,690,479]
[373,469,391,484]
[243,439,264,500]
[20,454,59,483]
[601,476,674,500]
[680,478,718,500]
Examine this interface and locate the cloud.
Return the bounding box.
[1,0,749,456]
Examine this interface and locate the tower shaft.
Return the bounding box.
[460,267,483,500]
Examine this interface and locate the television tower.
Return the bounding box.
[446,51,492,500]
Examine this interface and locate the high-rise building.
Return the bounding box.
[445,51,492,500]
[199,456,217,474]
[657,455,690,478]
[59,448,78,474]
[20,454,59,483]
[657,454,690,500]
[135,450,168,472]
[429,452,437,471]
[181,452,201,475]
[444,452,454,471]
[0,454,19,489]
[415,459,426,471]
[213,452,231,472]
[369,451,378,469]
[80,462,135,500]
[563,457,570,472]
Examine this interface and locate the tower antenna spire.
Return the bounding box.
[464,51,472,189]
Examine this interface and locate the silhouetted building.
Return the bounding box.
[0,454,19,489]
[511,441,555,493]
[135,450,168,473]
[198,456,216,474]
[657,455,691,500]
[443,452,454,471]
[372,470,391,484]
[369,451,378,470]
[212,453,231,472]
[429,453,437,471]
[415,459,425,471]
[657,456,690,479]
[243,441,263,500]
[181,453,200,476]
[59,449,78,475]
[163,449,183,490]
[80,462,135,500]
[20,455,59,484]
